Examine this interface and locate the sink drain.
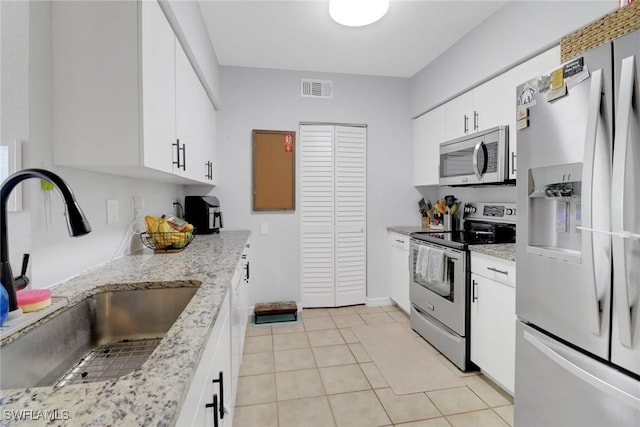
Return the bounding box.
[54,338,161,387]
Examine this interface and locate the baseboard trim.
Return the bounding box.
[366,296,393,307]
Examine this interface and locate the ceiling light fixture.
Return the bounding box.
[329,0,390,27]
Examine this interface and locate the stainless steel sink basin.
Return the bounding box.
[0,286,198,390]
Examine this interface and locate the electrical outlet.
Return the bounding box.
[133,196,144,219]
[106,199,119,224]
[261,222,268,235]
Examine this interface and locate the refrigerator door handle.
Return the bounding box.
[612,56,636,348]
[524,329,640,408]
[581,69,605,336]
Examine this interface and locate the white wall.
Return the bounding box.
[1,1,186,289]
[410,0,618,117]
[203,66,418,305]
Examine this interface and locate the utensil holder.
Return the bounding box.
[443,214,456,232]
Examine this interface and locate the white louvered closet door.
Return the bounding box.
[300,124,366,307]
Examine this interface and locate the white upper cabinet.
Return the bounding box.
[141,0,177,175]
[413,104,445,186]
[444,91,474,140]
[413,45,560,184]
[52,0,216,185]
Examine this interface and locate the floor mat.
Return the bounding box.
[352,323,464,394]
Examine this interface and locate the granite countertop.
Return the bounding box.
[469,243,516,262]
[387,226,430,236]
[0,230,250,426]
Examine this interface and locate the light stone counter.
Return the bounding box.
[387,226,430,236]
[0,230,250,426]
[469,243,516,262]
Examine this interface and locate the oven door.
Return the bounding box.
[410,240,467,335]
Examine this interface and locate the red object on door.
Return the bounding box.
[284,134,293,152]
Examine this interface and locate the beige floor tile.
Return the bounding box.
[245,324,272,336]
[375,388,442,424]
[434,354,479,378]
[319,364,371,394]
[388,310,411,324]
[354,305,385,314]
[464,375,512,407]
[327,306,359,316]
[243,335,273,354]
[307,329,345,347]
[328,390,391,427]
[274,347,316,372]
[275,368,326,401]
[272,331,310,350]
[361,312,395,324]
[277,396,336,427]
[427,386,488,415]
[339,327,359,343]
[447,409,509,427]
[360,362,389,389]
[348,342,372,363]
[235,374,276,406]
[271,321,305,334]
[395,418,452,427]
[233,403,278,427]
[239,351,274,376]
[381,304,401,312]
[301,308,330,318]
[332,314,367,328]
[303,316,337,331]
[493,405,514,426]
[312,344,357,367]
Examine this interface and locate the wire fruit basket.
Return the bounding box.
[140,231,195,252]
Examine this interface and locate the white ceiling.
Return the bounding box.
[199,0,509,78]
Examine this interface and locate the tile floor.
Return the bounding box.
[234,305,514,427]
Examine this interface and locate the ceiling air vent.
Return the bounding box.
[301,79,333,99]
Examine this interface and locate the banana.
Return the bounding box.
[145,215,162,233]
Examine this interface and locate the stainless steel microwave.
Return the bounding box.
[439,125,509,186]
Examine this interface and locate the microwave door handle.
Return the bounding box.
[581,68,608,337]
[472,140,484,181]
[612,56,635,347]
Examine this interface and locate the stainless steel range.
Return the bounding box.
[410,202,516,371]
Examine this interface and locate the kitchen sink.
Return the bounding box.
[0,286,198,390]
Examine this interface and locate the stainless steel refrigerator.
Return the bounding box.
[515,29,640,426]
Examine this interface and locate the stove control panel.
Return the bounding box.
[463,202,517,223]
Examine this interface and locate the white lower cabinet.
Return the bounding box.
[231,242,251,400]
[387,231,410,313]
[176,293,232,427]
[470,252,516,395]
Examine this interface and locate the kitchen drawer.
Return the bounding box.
[388,232,410,251]
[471,252,515,288]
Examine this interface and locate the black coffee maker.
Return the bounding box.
[185,196,223,234]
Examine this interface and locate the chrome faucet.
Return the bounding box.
[1,168,92,313]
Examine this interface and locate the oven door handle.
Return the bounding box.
[472,140,486,181]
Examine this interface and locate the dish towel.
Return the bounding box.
[415,246,430,279]
[427,248,446,283]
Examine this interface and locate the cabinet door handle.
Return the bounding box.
[487,266,509,275]
[395,239,405,244]
[205,394,219,427]
[511,151,516,175]
[464,114,469,134]
[472,279,478,302]
[173,139,181,169]
[181,143,186,171]
[212,371,224,420]
[473,110,479,131]
[245,261,250,282]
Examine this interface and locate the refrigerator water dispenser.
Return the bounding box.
[527,163,583,263]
